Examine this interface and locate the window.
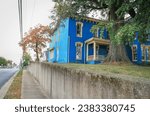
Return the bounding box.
[76,22,83,37]
[76,42,83,60]
[147,47,150,61]
[50,49,54,59]
[132,45,137,61]
[94,28,99,38]
[141,46,150,62]
[141,46,145,61]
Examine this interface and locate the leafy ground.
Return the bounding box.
[60,63,150,79]
[4,70,23,99]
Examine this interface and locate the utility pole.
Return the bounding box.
[18,0,23,40]
[18,0,24,68]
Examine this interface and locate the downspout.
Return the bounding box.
[68,36,70,63]
[55,41,57,62]
[68,18,70,63]
[84,42,86,64]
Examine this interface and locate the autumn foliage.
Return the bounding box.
[19,24,51,61]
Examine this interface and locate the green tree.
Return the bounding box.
[51,0,150,64]
[23,53,31,67]
[0,57,7,66]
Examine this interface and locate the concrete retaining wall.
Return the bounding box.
[27,62,150,99]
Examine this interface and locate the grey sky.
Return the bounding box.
[0,0,54,64]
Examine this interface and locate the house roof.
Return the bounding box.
[70,16,108,23]
[85,37,110,45]
[50,16,108,35]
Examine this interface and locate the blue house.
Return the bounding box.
[48,17,110,64]
[132,32,150,64]
[47,17,150,65]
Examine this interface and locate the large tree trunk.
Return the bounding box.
[104,5,131,64]
[104,42,131,64]
[36,52,39,62]
[35,42,40,62]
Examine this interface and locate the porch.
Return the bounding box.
[85,37,110,64]
[88,55,106,61]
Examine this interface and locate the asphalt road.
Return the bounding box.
[0,68,18,89]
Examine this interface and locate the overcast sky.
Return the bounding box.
[0,0,54,64]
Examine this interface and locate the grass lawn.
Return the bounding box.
[60,63,150,79]
[4,70,23,99]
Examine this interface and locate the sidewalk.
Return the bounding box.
[21,70,49,99]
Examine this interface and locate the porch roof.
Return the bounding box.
[85,37,110,45]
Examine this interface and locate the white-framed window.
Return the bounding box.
[147,47,150,61]
[50,49,54,59]
[75,42,83,60]
[141,46,145,61]
[141,46,150,62]
[76,22,83,37]
[132,45,137,61]
[94,28,99,38]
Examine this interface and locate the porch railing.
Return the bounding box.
[88,55,106,61]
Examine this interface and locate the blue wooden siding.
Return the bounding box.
[48,18,69,63]
[68,18,96,63]
[103,28,108,39]
[48,17,109,64]
[88,44,93,56]
[68,18,108,63]
[133,38,142,64]
[48,17,150,65]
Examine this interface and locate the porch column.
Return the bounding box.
[93,42,96,60]
[86,43,89,61]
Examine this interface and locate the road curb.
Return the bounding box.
[0,70,19,99]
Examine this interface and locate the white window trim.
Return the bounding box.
[145,46,150,62]
[148,47,150,62]
[75,42,83,60]
[76,22,83,37]
[141,45,144,61]
[75,42,83,47]
[141,45,146,61]
[132,45,137,61]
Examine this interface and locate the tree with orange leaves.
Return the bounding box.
[19,24,51,61]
